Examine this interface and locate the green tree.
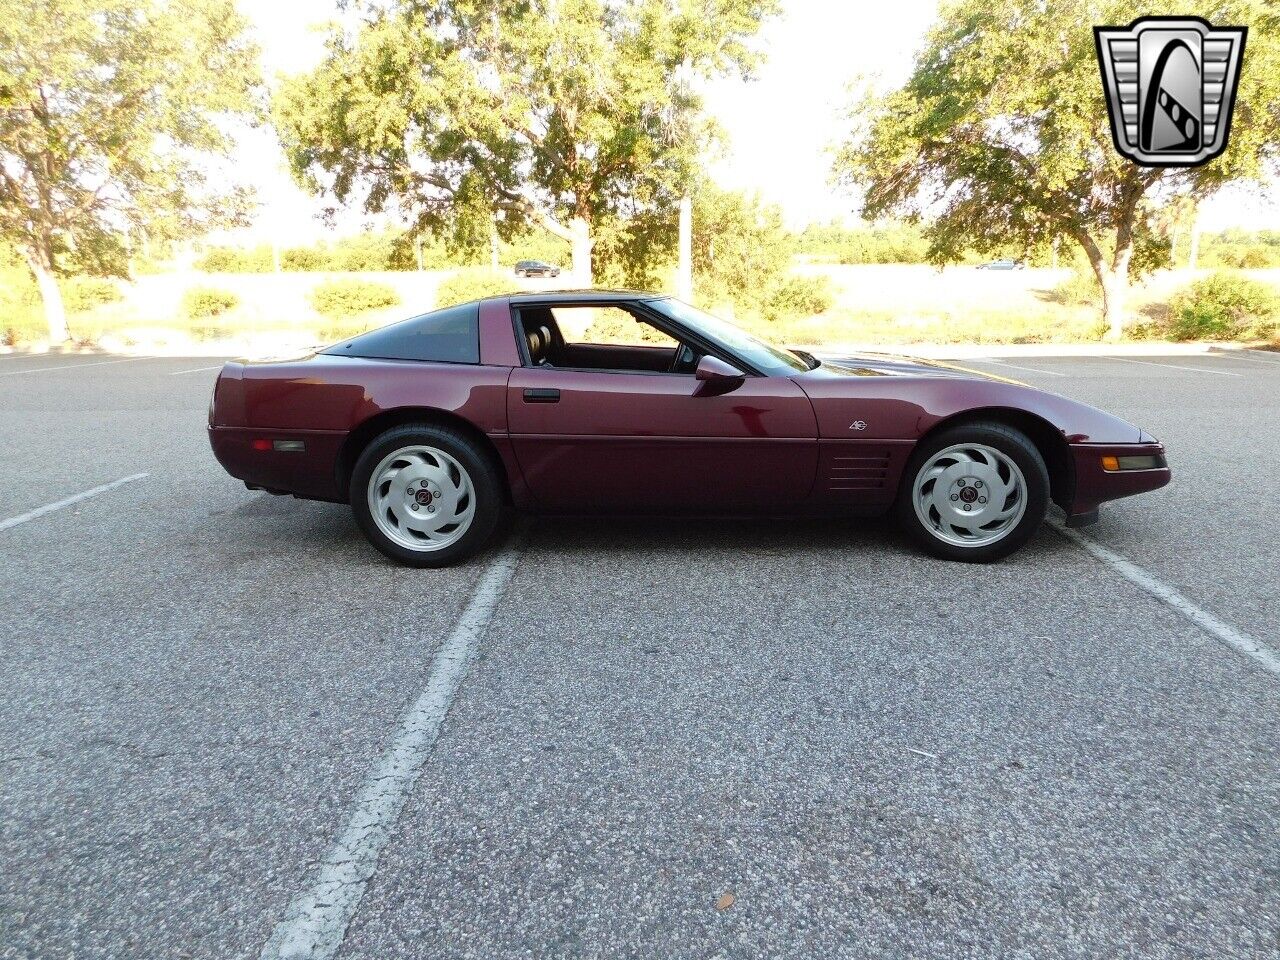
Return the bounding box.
[835,0,1280,338]
[274,0,777,286]
[692,186,791,308]
[690,185,830,319]
[0,0,261,341]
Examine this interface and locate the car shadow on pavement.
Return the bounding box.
[526,514,897,555]
[522,513,1074,567]
[219,492,1075,569]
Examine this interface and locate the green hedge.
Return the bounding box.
[61,276,123,312]
[1050,270,1102,308]
[1166,273,1280,341]
[796,222,931,265]
[763,275,834,320]
[435,270,512,307]
[196,246,275,273]
[308,278,400,319]
[1201,245,1280,269]
[182,286,239,319]
[197,231,421,273]
[196,228,574,274]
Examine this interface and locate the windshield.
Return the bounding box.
[647,298,811,375]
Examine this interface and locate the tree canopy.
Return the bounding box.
[835,0,1280,336]
[0,0,261,340]
[275,0,779,284]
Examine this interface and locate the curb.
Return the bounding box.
[810,342,1266,360]
[3,342,1275,361]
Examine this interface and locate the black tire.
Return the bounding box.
[895,421,1049,563]
[350,423,505,568]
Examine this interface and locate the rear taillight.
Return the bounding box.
[251,439,305,452]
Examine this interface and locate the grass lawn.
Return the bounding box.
[4,264,1278,353]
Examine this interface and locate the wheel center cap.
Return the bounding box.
[959,487,979,503]
[414,488,433,505]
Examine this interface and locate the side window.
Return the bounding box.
[322,303,479,363]
[520,304,699,374]
[552,306,679,348]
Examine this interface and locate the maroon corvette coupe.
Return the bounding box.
[208,291,1170,566]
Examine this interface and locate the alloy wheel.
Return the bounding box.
[367,444,476,552]
[912,442,1028,548]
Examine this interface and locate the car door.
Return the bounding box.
[506,305,818,512]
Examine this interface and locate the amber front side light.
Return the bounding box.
[1100,456,1120,471]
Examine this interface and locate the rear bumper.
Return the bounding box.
[1066,441,1170,522]
[208,426,346,502]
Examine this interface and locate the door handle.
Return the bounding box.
[523,388,560,403]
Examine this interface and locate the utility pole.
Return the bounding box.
[1188,210,1202,271]
[674,48,694,302]
[677,195,693,301]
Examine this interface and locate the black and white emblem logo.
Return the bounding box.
[1094,16,1246,167]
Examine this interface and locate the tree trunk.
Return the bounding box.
[1099,266,1128,341]
[570,216,592,286]
[1076,231,1131,341]
[24,248,70,343]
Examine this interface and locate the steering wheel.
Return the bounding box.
[669,342,698,374]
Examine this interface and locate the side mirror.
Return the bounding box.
[695,355,745,383]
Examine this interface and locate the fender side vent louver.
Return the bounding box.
[828,452,890,491]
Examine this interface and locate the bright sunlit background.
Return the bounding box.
[233,0,1280,245]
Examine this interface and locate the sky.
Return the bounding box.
[231,0,1280,244]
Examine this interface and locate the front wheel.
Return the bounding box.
[350,424,504,567]
[896,422,1049,562]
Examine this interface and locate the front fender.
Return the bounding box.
[799,376,1144,444]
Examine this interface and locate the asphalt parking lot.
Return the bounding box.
[2,348,1277,959]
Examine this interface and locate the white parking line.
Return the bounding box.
[1052,521,1280,680]
[168,365,223,376]
[1102,356,1241,377]
[0,473,149,532]
[0,356,149,377]
[261,533,527,960]
[979,359,1067,377]
[1211,351,1280,367]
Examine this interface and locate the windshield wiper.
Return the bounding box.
[791,348,820,370]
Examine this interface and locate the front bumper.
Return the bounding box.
[1066,441,1171,523]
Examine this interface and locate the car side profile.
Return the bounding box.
[514,259,560,278]
[208,291,1170,567]
[976,258,1025,270]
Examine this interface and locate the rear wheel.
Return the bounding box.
[896,422,1048,562]
[350,424,504,567]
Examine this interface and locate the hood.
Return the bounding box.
[811,352,1013,382]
